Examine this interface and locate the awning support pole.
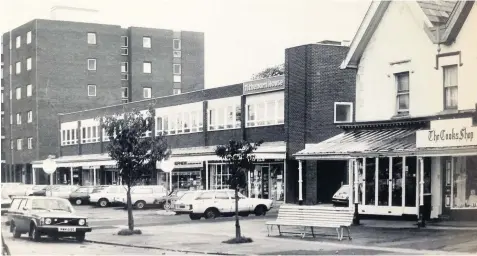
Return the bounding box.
[298,160,303,205]
[283,159,287,203]
[205,161,209,190]
[93,168,97,186]
[70,167,74,185]
[32,168,36,185]
[417,157,426,228]
[352,159,360,225]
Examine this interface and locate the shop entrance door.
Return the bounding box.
[250,165,269,199]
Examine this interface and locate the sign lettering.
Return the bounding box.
[243,75,285,95]
[416,119,477,148]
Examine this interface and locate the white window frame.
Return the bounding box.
[15,61,21,74]
[395,72,410,114]
[11,140,14,150]
[173,39,181,50]
[27,111,32,123]
[88,84,97,97]
[16,87,21,100]
[16,113,22,125]
[143,36,151,48]
[27,31,32,44]
[208,97,242,131]
[155,103,203,136]
[17,139,22,150]
[173,88,181,95]
[16,36,21,48]
[121,36,128,47]
[26,84,32,97]
[334,102,353,123]
[122,87,128,99]
[26,57,32,71]
[173,51,181,58]
[143,87,152,99]
[173,64,181,75]
[61,128,78,145]
[121,62,128,73]
[87,32,97,44]
[443,64,458,110]
[245,92,284,127]
[173,75,181,83]
[143,62,152,73]
[81,125,100,144]
[121,48,128,56]
[28,137,33,149]
[87,59,97,71]
[9,65,12,75]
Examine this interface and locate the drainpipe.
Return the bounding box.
[298,160,303,205]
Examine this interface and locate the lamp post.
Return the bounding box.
[42,155,57,185]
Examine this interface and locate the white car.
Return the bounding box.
[114,186,167,209]
[89,185,126,207]
[332,185,349,206]
[173,189,273,220]
[45,185,79,199]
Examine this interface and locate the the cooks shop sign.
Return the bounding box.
[416,118,477,148]
[243,75,285,95]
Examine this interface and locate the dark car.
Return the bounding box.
[32,186,51,197]
[153,190,189,210]
[7,196,92,242]
[69,186,95,205]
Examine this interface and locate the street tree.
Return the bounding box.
[101,108,170,234]
[251,64,284,80]
[215,139,263,243]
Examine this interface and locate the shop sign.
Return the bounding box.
[243,75,284,95]
[416,118,477,148]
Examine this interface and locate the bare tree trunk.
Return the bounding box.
[126,185,134,231]
[235,187,241,239]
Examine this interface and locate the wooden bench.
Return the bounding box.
[265,204,354,241]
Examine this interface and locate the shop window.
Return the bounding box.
[392,157,404,207]
[334,102,353,123]
[209,164,231,190]
[405,157,417,207]
[395,72,409,114]
[443,65,458,109]
[377,157,390,206]
[245,91,284,127]
[452,156,477,209]
[171,170,202,190]
[365,158,376,206]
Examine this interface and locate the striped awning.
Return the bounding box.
[294,128,419,160]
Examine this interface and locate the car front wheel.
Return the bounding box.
[204,208,219,219]
[98,199,109,207]
[189,213,201,220]
[135,201,146,209]
[254,205,267,216]
[75,199,83,205]
[29,224,41,242]
[11,223,21,238]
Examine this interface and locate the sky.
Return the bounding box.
[0,0,371,88]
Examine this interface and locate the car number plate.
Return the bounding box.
[58,227,76,232]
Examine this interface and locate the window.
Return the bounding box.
[1,92,3,103]
[173,51,181,58]
[121,48,128,55]
[215,191,230,200]
[9,65,12,74]
[16,36,21,48]
[10,115,12,124]
[15,61,21,74]
[143,62,152,73]
[143,36,151,48]
[395,72,409,113]
[16,88,21,100]
[173,88,181,95]
[61,128,78,145]
[26,84,32,97]
[88,85,96,96]
[27,58,32,71]
[451,156,477,209]
[173,64,181,75]
[28,137,33,149]
[334,102,353,123]
[143,87,151,99]
[11,140,14,149]
[81,125,100,143]
[121,62,128,73]
[122,87,128,99]
[444,65,458,109]
[27,31,32,44]
[16,113,21,124]
[208,97,241,131]
[121,36,128,47]
[155,103,203,136]
[87,32,96,44]
[87,59,97,71]
[197,192,214,200]
[173,39,181,50]
[27,111,32,123]
[209,164,231,190]
[17,139,22,150]
[173,75,181,83]
[245,92,284,127]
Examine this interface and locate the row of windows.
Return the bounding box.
[12,111,33,125]
[87,33,181,51]
[87,59,181,81]
[13,31,32,49]
[13,85,33,100]
[245,99,284,127]
[393,64,458,115]
[11,138,33,150]
[209,104,241,130]
[8,58,32,75]
[156,110,204,136]
[60,125,101,145]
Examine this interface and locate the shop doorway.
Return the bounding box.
[249,162,285,202]
[316,160,347,204]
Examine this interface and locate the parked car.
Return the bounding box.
[88,185,126,207]
[24,185,48,196]
[7,196,92,242]
[45,185,79,199]
[2,184,32,198]
[69,186,96,205]
[172,189,274,220]
[153,190,189,210]
[1,194,12,216]
[32,186,52,197]
[114,185,167,209]
[332,184,349,206]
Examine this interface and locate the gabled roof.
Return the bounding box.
[341,0,475,69]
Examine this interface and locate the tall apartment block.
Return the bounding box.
[1,19,205,182]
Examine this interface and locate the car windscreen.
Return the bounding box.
[75,187,91,193]
[179,192,197,201]
[31,198,73,212]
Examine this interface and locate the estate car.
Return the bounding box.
[7,196,92,242]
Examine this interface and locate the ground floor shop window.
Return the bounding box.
[172,170,203,190]
[452,156,477,209]
[250,162,284,201]
[209,164,231,190]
